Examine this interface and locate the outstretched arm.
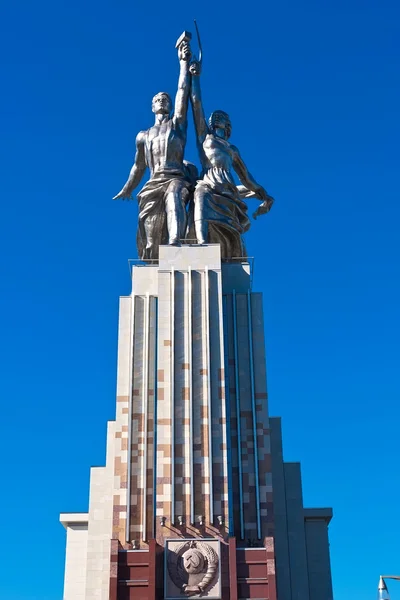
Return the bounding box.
[232,146,265,194]
[174,42,192,127]
[189,61,208,145]
[232,146,274,217]
[113,132,146,199]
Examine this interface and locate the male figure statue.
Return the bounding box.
[188,60,274,259]
[113,35,196,260]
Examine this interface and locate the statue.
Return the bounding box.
[113,26,274,261]
[113,32,197,260]
[187,57,274,259]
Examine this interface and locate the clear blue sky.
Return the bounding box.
[0,0,399,598]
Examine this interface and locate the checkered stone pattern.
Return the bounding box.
[129,295,145,542]
[112,296,132,546]
[111,249,271,550]
[155,270,174,540]
[111,294,158,548]
[155,265,230,543]
[172,271,191,521]
[127,295,158,545]
[224,292,274,543]
[209,269,229,529]
[145,297,157,540]
[251,293,275,538]
[191,270,210,524]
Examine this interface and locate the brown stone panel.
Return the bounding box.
[237,580,269,599]
[156,476,170,484]
[229,537,238,600]
[117,395,129,403]
[109,539,119,600]
[200,406,208,418]
[148,539,157,599]
[200,426,208,457]
[236,547,276,599]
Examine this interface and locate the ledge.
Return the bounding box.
[59,512,89,529]
[304,507,333,524]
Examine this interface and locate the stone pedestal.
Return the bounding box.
[60,245,333,600]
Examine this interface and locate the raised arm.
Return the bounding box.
[173,41,192,127]
[189,61,208,145]
[113,132,146,200]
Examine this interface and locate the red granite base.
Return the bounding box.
[110,537,277,600]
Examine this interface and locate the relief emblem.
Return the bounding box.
[167,540,219,596]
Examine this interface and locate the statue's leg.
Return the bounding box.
[165,180,187,245]
[143,217,155,259]
[194,186,211,245]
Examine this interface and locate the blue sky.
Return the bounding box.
[0,0,399,598]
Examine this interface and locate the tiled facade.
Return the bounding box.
[111,245,271,547]
[60,244,334,600]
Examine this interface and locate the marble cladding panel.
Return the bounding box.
[154,263,230,543]
[156,271,173,530]
[173,271,187,523]
[223,295,241,538]
[223,292,274,542]
[250,293,274,537]
[145,296,157,539]
[209,269,229,533]
[115,251,273,549]
[128,296,145,542]
[236,293,258,538]
[191,270,209,524]
[112,297,132,547]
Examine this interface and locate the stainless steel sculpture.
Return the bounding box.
[114,27,274,261]
[113,33,197,260]
[187,57,274,259]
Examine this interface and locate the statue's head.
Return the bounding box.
[209,110,232,140]
[152,92,172,116]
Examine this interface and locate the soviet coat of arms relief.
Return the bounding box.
[165,539,221,599]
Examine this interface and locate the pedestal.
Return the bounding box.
[60,245,333,600]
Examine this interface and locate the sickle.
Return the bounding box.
[194,19,202,65]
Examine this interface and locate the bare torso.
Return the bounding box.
[145,120,186,175]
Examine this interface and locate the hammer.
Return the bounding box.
[175,30,192,49]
